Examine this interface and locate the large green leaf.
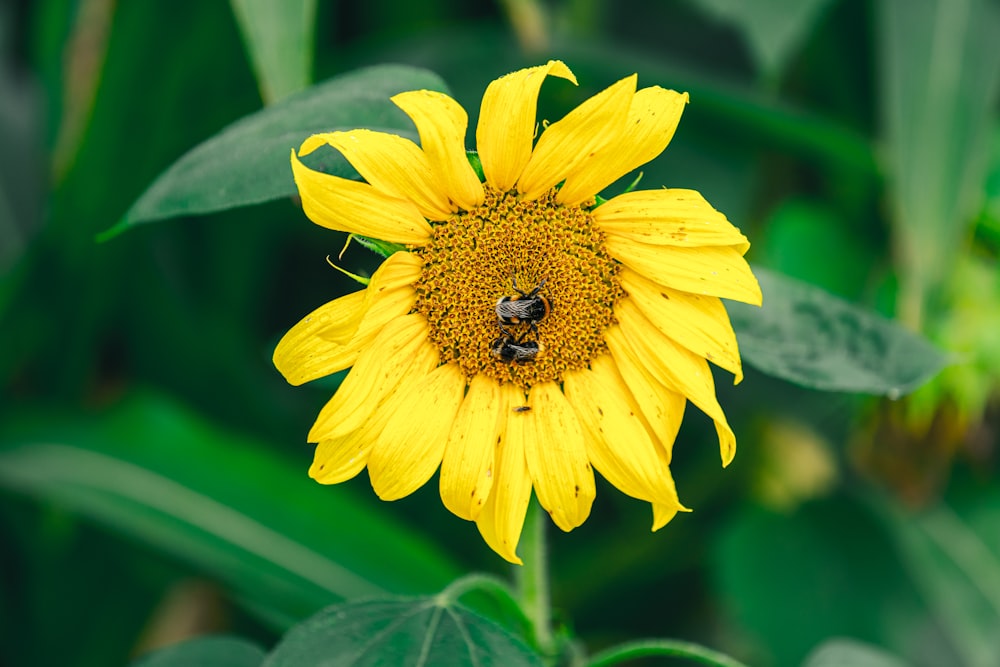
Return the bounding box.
[728,267,949,396]
[263,597,543,667]
[229,0,317,104]
[132,637,266,667]
[104,64,448,238]
[0,392,461,628]
[880,0,1000,322]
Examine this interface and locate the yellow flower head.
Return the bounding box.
[274,61,762,564]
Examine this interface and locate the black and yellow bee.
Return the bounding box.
[495,279,551,331]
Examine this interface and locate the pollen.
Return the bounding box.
[412,185,625,388]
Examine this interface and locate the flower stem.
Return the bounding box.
[516,499,555,658]
[586,639,750,667]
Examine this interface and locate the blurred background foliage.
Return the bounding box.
[1,0,999,665]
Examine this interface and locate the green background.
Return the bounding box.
[2,0,999,665]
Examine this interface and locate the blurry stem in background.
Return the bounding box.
[497,0,548,54]
[516,500,555,660]
[586,639,751,667]
[52,0,115,183]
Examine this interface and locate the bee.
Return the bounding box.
[495,279,551,331]
[491,325,542,364]
[512,405,532,413]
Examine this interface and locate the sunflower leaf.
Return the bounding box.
[727,267,949,396]
[102,64,449,240]
[262,597,544,667]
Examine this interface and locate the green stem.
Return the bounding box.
[516,500,555,658]
[587,639,750,667]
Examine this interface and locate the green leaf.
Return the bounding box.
[880,0,1000,321]
[728,267,949,396]
[263,596,544,667]
[686,0,835,81]
[802,639,910,667]
[0,392,461,628]
[132,636,266,667]
[229,0,317,104]
[104,64,449,238]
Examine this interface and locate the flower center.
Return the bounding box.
[412,185,624,388]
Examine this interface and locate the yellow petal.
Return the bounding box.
[604,237,763,306]
[594,189,750,253]
[439,373,502,521]
[517,74,636,201]
[558,88,688,206]
[273,290,366,386]
[309,429,370,484]
[302,130,454,221]
[330,250,422,344]
[476,60,576,193]
[621,267,743,383]
[392,90,485,211]
[476,383,532,564]
[563,357,685,513]
[523,382,595,532]
[291,149,432,244]
[604,324,686,463]
[652,502,689,531]
[307,315,436,442]
[616,299,738,467]
[368,362,466,501]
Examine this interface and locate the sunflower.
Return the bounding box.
[274,60,761,564]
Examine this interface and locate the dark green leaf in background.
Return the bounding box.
[0,392,461,629]
[880,0,1000,323]
[802,638,910,667]
[263,597,543,667]
[230,0,317,104]
[131,636,266,667]
[104,64,449,238]
[728,267,949,396]
[882,503,1000,667]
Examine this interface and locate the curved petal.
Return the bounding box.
[604,325,686,463]
[563,357,687,515]
[652,501,687,531]
[476,60,576,193]
[558,88,688,206]
[307,314,436,442]
[595,189,750,253]
[621,267,743,382]
[291,149,432,244]
[274,251,423,386]
[616,299,738,467]
[309,428,371,485]
[476,383,531,564]
[440,373,502,521]
[302,130,454,221]
[392,90,484,211]
[273,290,366,385]
[524,382,595,532]
[368,362,466,501]
[517,75,636,201]
[604,237,763,305]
